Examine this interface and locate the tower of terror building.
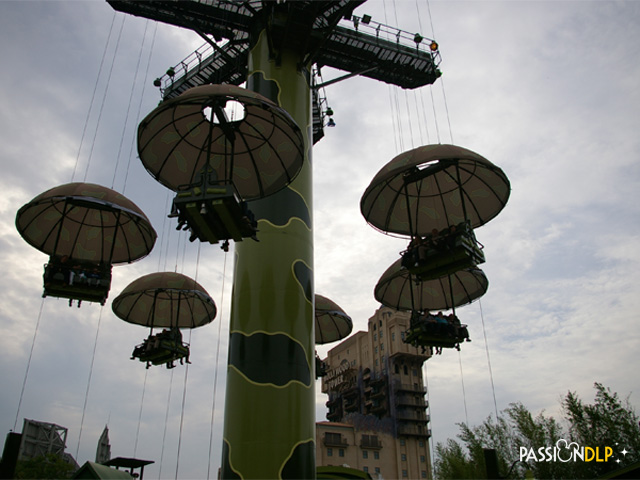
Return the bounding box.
[318,307,432,479]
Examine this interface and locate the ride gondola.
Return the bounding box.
[112,272,216,369]
[404,311,470,354]
[361,144,510,351]
[15,183,157,306]
[137,84,305,250]
[361,144,510,281]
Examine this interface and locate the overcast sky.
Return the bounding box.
[1,0,639,478]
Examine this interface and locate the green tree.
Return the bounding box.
[14,453,75,479]
[434,383,640,479]
[435,438,483,479]
[562,382,640,478]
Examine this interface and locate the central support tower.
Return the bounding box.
[222,22,316,480]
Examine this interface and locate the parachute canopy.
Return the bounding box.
[374,258,488,312]
[360,144,510,237]
[315,294,353,345]
[15,182,156,265]
[137,84,305,199]
[112,272,216,328]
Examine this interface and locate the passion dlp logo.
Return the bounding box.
[519,439,629,463]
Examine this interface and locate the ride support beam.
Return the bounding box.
[221,27,315,479]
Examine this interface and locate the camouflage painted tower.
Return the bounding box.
[108,1,441,478]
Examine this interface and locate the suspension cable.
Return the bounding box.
[133,369,149,457]
[157,191,172,272]
[414,0,432,146]
[124,21,158,194]
[479,299,499,419]
[388,87,399,153]
[83,15,127,183]
[175,331,191,480]
[429,87,441,144]
[419,89,432,145]
[111,20,150,190]
[412,90,425,145]
[71,12,116,183]
[13,298,46,431]
[439,77,455,144]
[404,92,416,148]
[175,242,203,478]
[75,306,105,459]
[158,369,175,480]
[422,0,453,144]
[175,227,185,273]
[457,350,470,426]
[425,0,437,39]
[382,0,404,153]
[208,251,228,479]
[393,89,405,151]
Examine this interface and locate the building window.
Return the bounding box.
[422,471,427,478]
[381,343,384,351]
[401,331,405,340]
[380,331,383,338]
[400,439,406,446]
[421,455,426,463]
[392,332,396,341]
[375,467,381,474]
[373,323,377,331]
[402,470,408,478]
[375,346,378,354]
[325,432,343,445]
[375,359,378,366]
[413,369,418,376]
[363,450,368,459]
[403,365,408,375]
[419,440,425,447]
[401,454,407,461]
[374,333,377,341]
[339,449,344,457]
[395,364,400,374]
[363,466,369,473]
[327,448,333,457]
[374,451,380,460]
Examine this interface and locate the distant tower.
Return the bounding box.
[96,425,111,464]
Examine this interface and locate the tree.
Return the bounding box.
[14,453,75,479]
[434,383,640,479]
[562,382,640,478]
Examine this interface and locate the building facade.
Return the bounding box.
[317,307,432,479]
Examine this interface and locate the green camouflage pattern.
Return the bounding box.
[221,31,315,479]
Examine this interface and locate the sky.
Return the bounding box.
[1,0,639,478]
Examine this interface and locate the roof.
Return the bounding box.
[72,462,133,479]
[102,457,154,469]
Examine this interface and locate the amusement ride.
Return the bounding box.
[10,1,511,479]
